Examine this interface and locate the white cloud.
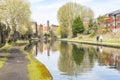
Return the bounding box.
[71,0,93,3]
[30,0,120,25]
[29,0,44,3]
[30,0,95,25]
[30,1,66,25]
[85,0,120,18]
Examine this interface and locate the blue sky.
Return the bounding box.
[29,0,120,25]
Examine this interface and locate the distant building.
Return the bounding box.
[38,24,58,33]
[31,22,38,36]
[50,24,58,34]
[38,24,43,37]
[104,9,120,31]
[43,26,50,32]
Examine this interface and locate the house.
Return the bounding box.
[104,9,120,31]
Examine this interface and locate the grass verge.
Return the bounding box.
[26,55,53,80]
[20,46,53,80]
[0,43,12,53]
[60,38,120,47]
[0,58,7,68]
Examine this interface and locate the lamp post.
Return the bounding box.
[114,14,117,29]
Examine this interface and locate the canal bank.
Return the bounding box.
[59,39,120,48]
[34,41,120,80]
[20,43,53,80]
[0,41,53,80]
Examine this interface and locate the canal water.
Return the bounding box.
[25,41,120,80]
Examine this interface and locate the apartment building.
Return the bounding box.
[104,9,120,31]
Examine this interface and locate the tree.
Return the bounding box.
[57,2,94,38]
[97,15,105,27]
[56,26,61,36]
[0,0,31,43]
[89,19,99,30]
[87,16,105,35]
[56,25,68,38]
[87,19,99,36]
[72,17,84,37]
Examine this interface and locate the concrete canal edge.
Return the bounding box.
[59,39,120,48]
[20,46,53,80]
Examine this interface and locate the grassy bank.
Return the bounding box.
[0,43,12,53]
[26,55,52,80]
[20,45,53,80]
[60,38,120,47]
[0,40,53,80]
[0,58,7,68]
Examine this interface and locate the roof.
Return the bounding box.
[108,9,120,16]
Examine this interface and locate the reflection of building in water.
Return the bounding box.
[42,43,50,56]
[104,53,120,68]
[37,42,43,53]
[30,43,39,56]
[42,42,57,56]
[96,47,120,69]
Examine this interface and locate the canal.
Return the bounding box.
[25,41,120,80]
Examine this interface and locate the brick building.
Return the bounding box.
[104,9,120,31]
[38,24,58,35]
[50,25,58,34]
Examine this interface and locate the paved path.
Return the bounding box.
[0,46,29,80]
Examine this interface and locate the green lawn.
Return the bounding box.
[60,38,120,47]
[27,55,52,80]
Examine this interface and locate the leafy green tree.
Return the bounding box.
[0,0,31,43]
[72,17,84,37]
[97,16,105,34]
[86,16,105,36]
[89,19,98,30]
[57,2,94,38]
[56,25,68,38]
[56,26,61,36]
[97,15,105,27]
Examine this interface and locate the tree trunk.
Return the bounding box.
[5,30,13,44]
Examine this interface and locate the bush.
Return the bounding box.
[90,32,95,37]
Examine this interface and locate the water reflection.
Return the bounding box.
[95,45,120,68]
[72,44,85,65]
[25,41,120,80]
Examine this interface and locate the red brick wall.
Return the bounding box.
[104,15,120,29]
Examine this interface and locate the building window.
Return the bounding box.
[112,16,115,19]
[116,14,120,17]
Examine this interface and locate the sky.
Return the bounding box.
[29,0,120,25]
